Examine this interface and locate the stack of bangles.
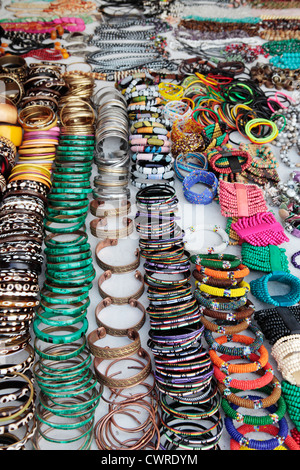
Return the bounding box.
[116,74,175,189]
[0,144,49,448]
[91,86,132,240]
[31,69,102,451]
[89,327,158,450]
[190,250,292,448]
[134,183,223,450]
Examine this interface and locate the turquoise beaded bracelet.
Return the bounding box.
[250,271,300,307]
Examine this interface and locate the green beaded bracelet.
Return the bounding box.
[190,253,241,270]
[241,243,290,273]
[221,385,286,426]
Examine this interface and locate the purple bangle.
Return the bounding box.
[291,251,300,269]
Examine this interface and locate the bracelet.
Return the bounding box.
[205,325,264,357]
[222,386,286,426]
[93,348,152,389]
[90,217,133,239]
[98,270,144,305]
[87,327,141,359]
[174,152,208,181]
[218,180,268,218]
[231,211,289,247]
[230,423,299,451]
[95,239,140,274]
[95,297,145,336]
[184,225,229,256]
[196,280,250,299]
[250,271,300,307]
[241,243,290,273]
[182,169,218,205]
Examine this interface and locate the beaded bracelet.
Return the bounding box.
[225,404,289,449]
[184,225,229,256]
[195,290,248,311]
[218,180,268,218]
[205,325,264,357]
[241,243,290,273]
[191,253,241,270]
[254,306,300,345]
[182,169,218,205]
[196,280,250,299]
[222,387,287,426]
[230,423,300,451]
[231,211,289,247]
[250,271,300,307]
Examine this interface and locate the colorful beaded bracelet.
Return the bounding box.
[184,225,229,256]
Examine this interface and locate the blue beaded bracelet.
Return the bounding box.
[225,401,289,450]
[250,271,300,307]
[182,169,218,205]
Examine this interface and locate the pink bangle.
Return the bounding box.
[218,180,268,218]
[213,353,274,391]
[231,211,289,247]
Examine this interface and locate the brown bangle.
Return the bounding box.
[93,348,152,389]
[90,198,130,218]
[193,269,244,287]
[95,238,140,273]
[95,297,146,336]
[202,300,255,322]
[90,216,133,239]
[87,327,141,360]
[200,313,250,335]
[217,374,281,409]
[98,270,144,305]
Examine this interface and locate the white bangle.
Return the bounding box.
[184,224,229,255]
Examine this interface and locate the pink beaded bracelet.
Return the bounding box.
[218,180,268,218]
[231,211,289,247]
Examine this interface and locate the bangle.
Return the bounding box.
[250,271,300,307]
[98,270,144,305]
[90,199,130,218]
[230,423,299,451]
[87,327,141,359]
[95,239,140,274]
[90,217,133,239]
[205,324,264,357]
[95,297,145,336]
[93,348,152,389]
[184,225,229,256]
[191,253,241,270]
[182,169,218,205]
[222,386,286,426]
[174,152,208,182]
[196,280,250,298]
[245,118,279,144]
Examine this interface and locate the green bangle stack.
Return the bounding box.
[32,87,101,449]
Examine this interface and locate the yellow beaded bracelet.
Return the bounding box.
[196,280,250,298]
